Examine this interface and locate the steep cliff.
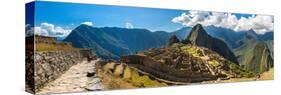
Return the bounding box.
[185,24,238,64]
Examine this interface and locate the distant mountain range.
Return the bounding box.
[64,24,171,59]
[64,24,273,63]
[160,25,273,49]
[177,25,273,49]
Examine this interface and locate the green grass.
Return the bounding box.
[125,68,167,87]
[181,46,201,57]
[208,60,220,67]
[226,61,255,78]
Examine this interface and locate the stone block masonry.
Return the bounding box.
[27,50,92,92]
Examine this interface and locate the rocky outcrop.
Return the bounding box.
[185,24,238,64]
[168,35,180,46]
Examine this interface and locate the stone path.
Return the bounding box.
[38,59,104,94]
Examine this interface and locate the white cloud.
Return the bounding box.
[26,24,34,37]
[81,21,93,26]
[172,10,274,34]
[126,22,134,29]
[34,26,49,36]
[26,22,72,38]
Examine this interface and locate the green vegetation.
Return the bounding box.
[124,68,167,87]
[234,41,273,74]
[208,60,220,67]
[181,46,201,57]
[226,61,255,78]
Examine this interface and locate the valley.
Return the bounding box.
[88,24,273,89]
[28,23,274,93]
[25,2,274,94]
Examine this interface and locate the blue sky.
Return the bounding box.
[26,1,273,38]
[34,1,186,32]
[33,1,253,31]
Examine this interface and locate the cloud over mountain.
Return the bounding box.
[172,11,274,34]
[81,21,94,26]
[26,22,71,37]
[125,22,134,29]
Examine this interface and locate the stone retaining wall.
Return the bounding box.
[26,50,93,92]
[121,55,218,83]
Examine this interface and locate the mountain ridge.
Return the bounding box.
[234,33,273,73]
[185,24,238,64]
[64,24,170,59]
[64,24,273,62]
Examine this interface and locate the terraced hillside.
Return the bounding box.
[96,62,168,89]
[122,43,254,83]
[93,24,260,89]
[95,43,255,89]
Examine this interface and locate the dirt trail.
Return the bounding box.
[38,59,103,94]
[260,69,274,80]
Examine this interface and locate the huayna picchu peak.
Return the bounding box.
[185,24,238,64]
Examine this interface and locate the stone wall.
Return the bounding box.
[121,55,217,83]
[26,35,95,93]
[27,50,89,92]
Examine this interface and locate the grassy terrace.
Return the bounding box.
[35,43,78,52]
[208,60,220,67]
[179,44,255,78]
[32,35,79,52]
[181,46,201,57]
[123,68,167,87]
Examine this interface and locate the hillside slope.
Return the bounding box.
[234,34,273,74]
[185,24,238,64]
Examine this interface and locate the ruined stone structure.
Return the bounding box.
[119,43,250,84]
[121,55,217,83]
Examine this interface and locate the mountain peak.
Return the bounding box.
[168,35,180,46]
[241,30,259,42]
[77,24,91,28]
[191,24,207,35]
[186,24,208,45]
[194,24,204,30]
[185,24,238,64]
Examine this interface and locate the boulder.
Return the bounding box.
[114,64,125,76]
